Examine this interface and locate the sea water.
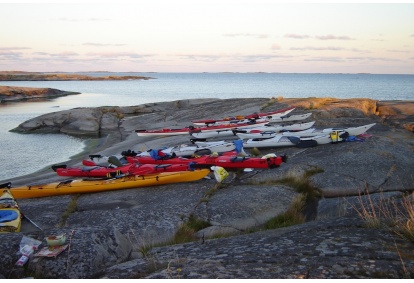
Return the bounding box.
[0,72,413,182]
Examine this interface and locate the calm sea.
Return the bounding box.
[1,72,413,182]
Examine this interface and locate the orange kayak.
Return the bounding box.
[6,169,211,199]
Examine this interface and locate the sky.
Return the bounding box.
[1,1,414,74]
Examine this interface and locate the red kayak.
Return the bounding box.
[52,163,194,178]
[135,120,269,137]
[192,106,296,125]
[127,152,287,169]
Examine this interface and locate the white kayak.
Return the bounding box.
[242,123,376,148]
[162,140,237,157]
[236,128,317,140]
[192,121,316,140]
[236,123,376,140]
[268,113,312,123]
[242,132,345,148]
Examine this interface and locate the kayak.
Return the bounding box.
[191,121,316,140]
[242,130,352,148]
[192,106,296,125]
[84,141,238,168]
[236,123,376,140]
[127,152,287,169]
[162,140,237,157]
[190,111,304,127]
[52,162,195,178]
[135,119,269,137]
[198,154,287,169]
[268,113,312,123]
[233,121,316,137]
[0,188,21,233]
[7,169,211,199]
[235,128,317,140]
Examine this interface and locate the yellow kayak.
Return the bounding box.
[8,169,211,199]
[0,189,21,233]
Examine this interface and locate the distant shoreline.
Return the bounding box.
[0,71,153,81]
[2,71,414,75]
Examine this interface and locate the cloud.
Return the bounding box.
[223,33,269,39]
[284,34,310,39]
[86,52,154,59]
[177,53,292,63]
[290,46,345,51]
[284,33,353,40]
[315,34,353,40]
[83,42,127,47]
[271,44,281,50]
[0,50,24,58]
[57,17,110,22]
[238,54,291,62]
[33,52,50,56]
[305,56,401,63]
[177,54,222,62]
[386,49,410,53]
[346,56,401,62]
[54,51,79,57]
[0,47,31,51]
[32,51,79,57]
[305,57,345,62]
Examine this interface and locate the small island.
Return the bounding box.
[0,71,153,81]
[0,86,80,102]
[0,71,154,102]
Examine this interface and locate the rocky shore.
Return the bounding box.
[0,86,81,102]
[1,96,413,279]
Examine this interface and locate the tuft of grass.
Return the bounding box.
[134,213,212,258]
[393,193,414,242]
[249,147,262,157]
[244,167,324,230]
[353,189,414,242]
[264,193,306,229]
[58,194,79,227]
[267,167,323,202]
[352,190,414,278]
[173,214,211,244]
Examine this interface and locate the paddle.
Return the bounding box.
[21,212,43,232]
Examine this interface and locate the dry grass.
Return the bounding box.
[352,189,414,279]
[264,193,306,229]
[247,167,324,230]
[393,193,414,242]
[58,194,79,227]
[173,214,211,244]
[249,147,262,157]
[353,189,414,242]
